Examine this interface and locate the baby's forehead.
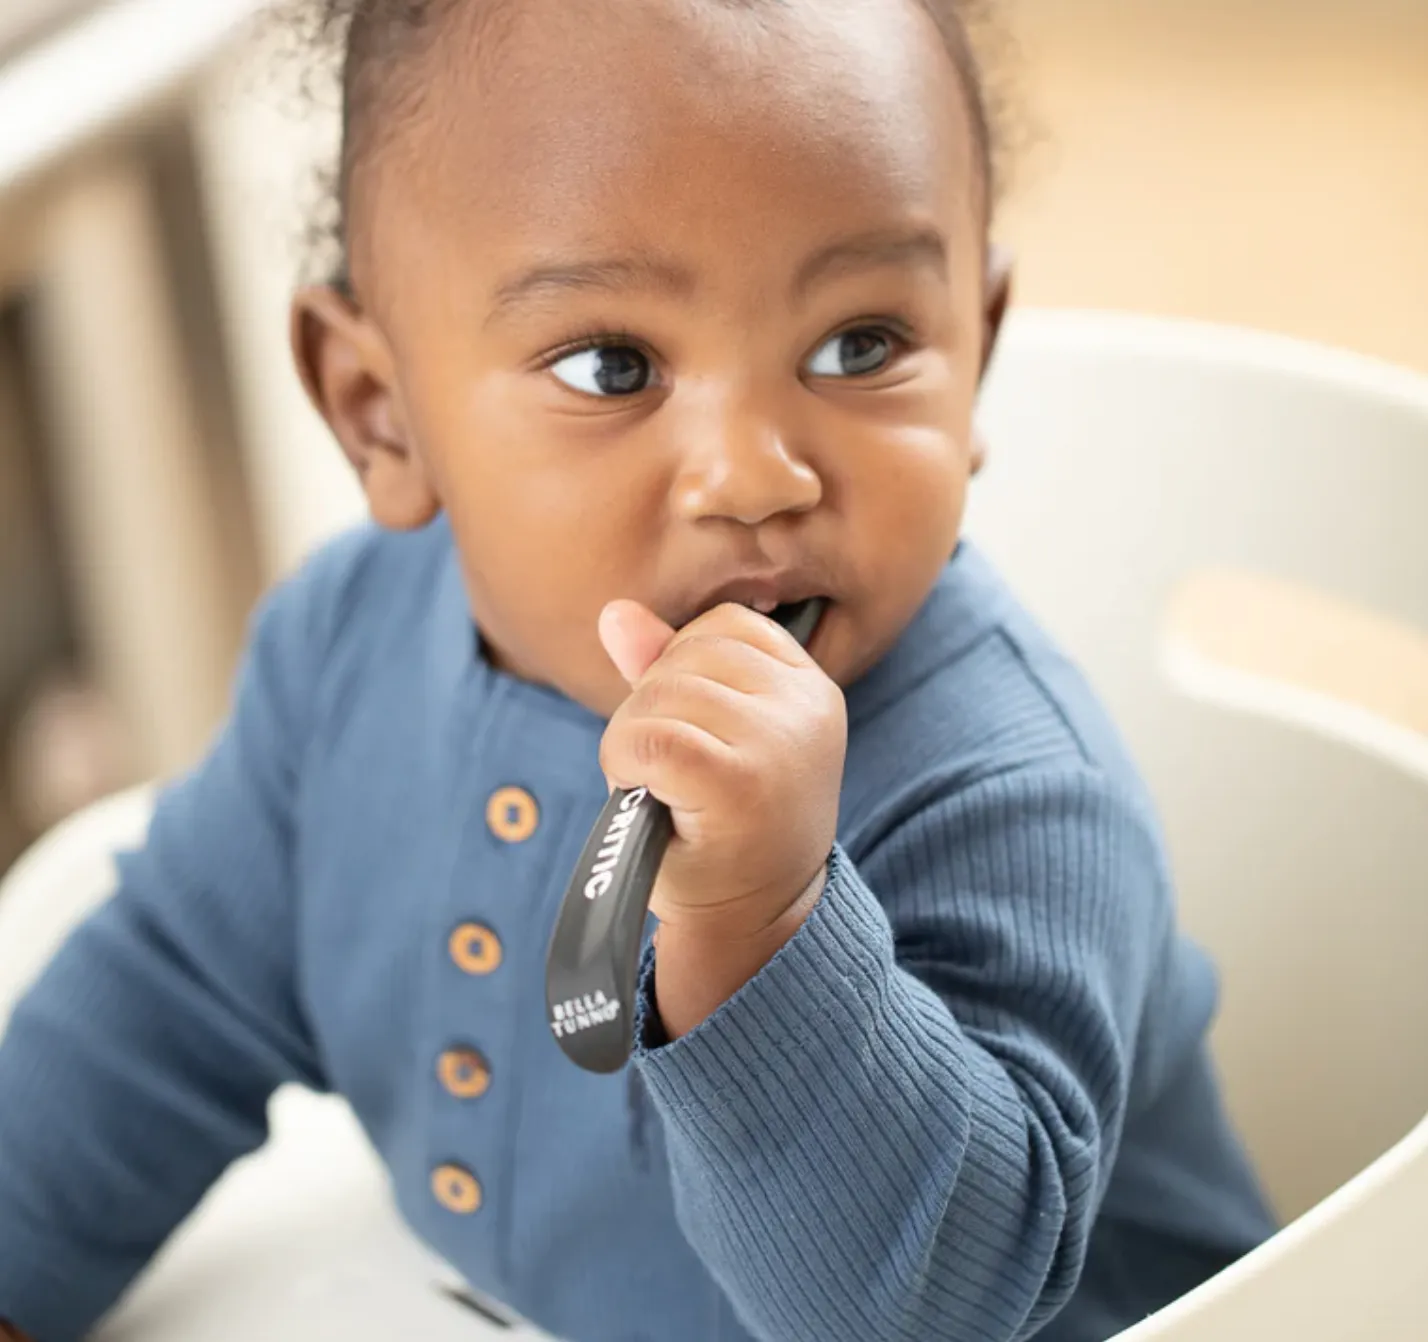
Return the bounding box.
[455,0,974,147]
[353,0,986,278]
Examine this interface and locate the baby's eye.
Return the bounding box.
[806,327,900,379]
[549,345,654,397]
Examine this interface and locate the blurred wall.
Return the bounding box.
[998,0,1428,372]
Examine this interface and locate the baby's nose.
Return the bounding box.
[672,402,822,526]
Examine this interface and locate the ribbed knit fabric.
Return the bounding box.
[0,520,1274,1342]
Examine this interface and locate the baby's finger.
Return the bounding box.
[621,669,763,748]
[648,632,788,697]
[599,600,677,686]
[599,714,746,819]
[667,602,815,669]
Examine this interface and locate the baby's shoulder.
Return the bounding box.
[257,520,455,665]
[842,545,1157,838]
[242,520,459,748]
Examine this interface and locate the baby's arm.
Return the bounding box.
[0,554,344,1342]
[635,767,1166,1342]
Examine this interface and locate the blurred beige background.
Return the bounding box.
[1000,0,1428,371]
[0,0,1425,867]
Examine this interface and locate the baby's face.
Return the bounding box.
[302,0,1005,718]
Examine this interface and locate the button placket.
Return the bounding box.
[429,783,543,1214]
[446,692,610,1286]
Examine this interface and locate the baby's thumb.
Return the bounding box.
[599,600,677,686]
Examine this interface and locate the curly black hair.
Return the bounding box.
[284,0,1015,290]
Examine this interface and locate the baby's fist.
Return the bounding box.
[598,599,846,941]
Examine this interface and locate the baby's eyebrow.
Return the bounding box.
[486,224,948,325]
[791,226,949,300]
[488,255,695,323]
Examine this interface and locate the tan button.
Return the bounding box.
[438,1047,491,1100]
[449,923,503,975]
[487,787,539,843]
[432,1163,483,1215]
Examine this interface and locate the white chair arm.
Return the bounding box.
[1112,1115,1428,1341]
[0,785,155,1031]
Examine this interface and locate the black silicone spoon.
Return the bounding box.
[545,598,826,1073]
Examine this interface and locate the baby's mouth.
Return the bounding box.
[684,594,829,649]
[676,573,832,630]
[769,597,826,647]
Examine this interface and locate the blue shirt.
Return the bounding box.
[0,521,1274,1342]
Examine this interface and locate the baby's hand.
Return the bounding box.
[599,599,846,1032]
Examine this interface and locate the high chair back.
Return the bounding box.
[969,308,1428,1339]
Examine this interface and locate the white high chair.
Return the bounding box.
[969,310,1428,1339]
[1,310,1425,1340]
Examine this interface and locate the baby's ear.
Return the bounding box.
[290,284,440,531]
[970,246,1013,476]
[978,243,1013,384]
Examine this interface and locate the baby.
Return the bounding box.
[0,1,1276,1339]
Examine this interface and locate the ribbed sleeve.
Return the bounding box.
[636,768,1166,1342]
[0,557,341,1342]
